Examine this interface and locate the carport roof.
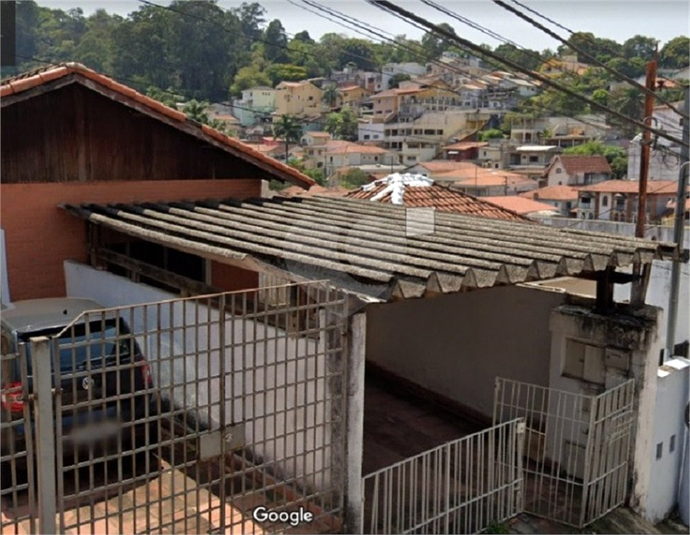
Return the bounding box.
[63,197,678,300]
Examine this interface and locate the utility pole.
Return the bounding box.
[636,55,657,238]
[666,87,690,360]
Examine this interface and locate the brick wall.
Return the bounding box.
[1,179,261,301]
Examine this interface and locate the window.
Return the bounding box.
[555,168,562,174]
[670,435,676,453]
[588,213,594,220]
[329,156,333,162]
[364,135,370,140]
[529,156,539,163]
[656,443,663,460]
[374,156,379,161]
[602,196,609,207]
[563,339,605,384]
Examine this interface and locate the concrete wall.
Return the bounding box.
[646,358,690,523]
[365,284,567,418]
[1,179,261,302]
[548,300,664,515]
[542,218,690,352]
[64,260,335,491]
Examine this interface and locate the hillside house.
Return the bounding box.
[483,195,558,218]
[274,80,324,119]
[521,185,580,217]
[232,86,276,126]
[545,155,612,187]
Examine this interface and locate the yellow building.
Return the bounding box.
[338,85,373,109]
[274,80,324,118]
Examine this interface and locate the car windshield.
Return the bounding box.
[20,319,133,374]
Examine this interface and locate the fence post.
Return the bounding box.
[580,394,599,528]
[515,419,526,514]
[444,442,451,533]
[30,337,57,535]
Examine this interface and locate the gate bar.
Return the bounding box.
[30,337,57,535]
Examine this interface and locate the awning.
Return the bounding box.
[63,197,678,300]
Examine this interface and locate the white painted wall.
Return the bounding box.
[646,358,690,523]
[365,284,567,418]
[64,260,333,491]
[0,229,10,307]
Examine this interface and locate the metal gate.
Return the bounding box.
[362,418,525,534]
[493,378,635,528]
[1,282,349,534]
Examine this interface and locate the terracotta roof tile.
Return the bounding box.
[483,196,559,216]
[552,155,612,175]
[578,180,681,195]
[346,179,526,221]
[1,62,313,188]
[521,185,579,201]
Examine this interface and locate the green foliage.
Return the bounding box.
[494,43,542,71]
[263,19,289,64]
[229,64,272,97]
[622,35,657,61]
[265,64,308,86]
[273,115,303,162]
[146,86,184,108]
[340,168,370,189]
[478,128,504,142]
[322,85,341,108]
[660,36,690,69]
[388,73,411,89]
[564,141,628,179]
[420,23,456,59]
[485,521,510,534]
[324,107,358,141]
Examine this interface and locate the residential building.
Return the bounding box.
[323,140,397,175]
[300,131,331,147]
[576,179,680,222]
[346,173,526,220]
[510,145,562,168]
[337,84,372,110]
[382,62,427,78]
[628,101,684,182]
[358,120,385,143]
[483,195,559,218]
[232,86,277,126]
[544,155,612,187]
[477,139,513,169]
[0,62,313,302]
[520,185,579,217]
[539,54,591,77]
[440,141,488,162]
[274,80,324,119]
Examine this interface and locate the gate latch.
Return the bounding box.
[197,424,245,461]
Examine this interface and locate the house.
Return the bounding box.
[231,86,276,126]
[382,62,427,78]
[627,101,684,182]
[0,62,313,302]
[301,131,331,147]
[545,155,612,187]
[440,141,488,162]
[539,54,591,77]
[337,84,372,110]
[274,80,324,119]
[408,160,539,196]
[520,185,580,217]
[3,66,686,535]
[576,179,680,222]
[483,195,559,218]
[510,145,562,168]
[346,173,526,221]
[323,140,397,175]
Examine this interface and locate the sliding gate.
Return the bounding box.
[362,418,525,534]
[1,282,349,535]
[493,378,635,528]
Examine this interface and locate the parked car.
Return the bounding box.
[1,298,156,481]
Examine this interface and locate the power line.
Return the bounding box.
[507,0,576,35]
[367,0,688,149]
[490,0,688,120]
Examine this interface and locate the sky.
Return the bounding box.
[44,0,690,52]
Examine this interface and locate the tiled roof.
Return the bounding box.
[521,185,579,201]
[483,196,559,216]
[325,140,389,155]
[347,179,526,221]
[64,197,676,300]
[442,142,489,151]
[0,63,313,188]
[452,174,537,189]
[552,155,612,175]
[579,180,680,195]
[306,131,331,138]
[279,185,350,198]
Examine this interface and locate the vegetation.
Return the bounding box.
[339,168,371,189]
[484,520,511,534]
[478,128,505,142]
[272,114,302,161]
[324,107,358,140]
[563,140,628,179]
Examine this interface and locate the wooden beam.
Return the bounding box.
[595,267,616,314]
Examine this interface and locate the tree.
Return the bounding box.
[622,35,657,61]
[265,64,308,86]
[478,129,504,141]
[233,2,266,43]
[273,115,303,161]
[493,43,542,71]
[604,57,645,79]
[564,141,628,179]
[146,86,185,108]
[607,86,645,137]
[660,36,690,69]
[388,73,411,89]
[324,107,358,140]
[340,168,371,189]
[263,19,289,63]
[293,30,314,44]
[322,85,340,108]
[230,64,271,97]
[420,22,456,59]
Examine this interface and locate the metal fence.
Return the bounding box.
[493,377,635,528]
[1,282,349,535]
[361,418,525,534]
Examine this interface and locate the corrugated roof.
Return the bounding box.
[63,197,676,301]
[347,179,526,221]
[1,63,314,189]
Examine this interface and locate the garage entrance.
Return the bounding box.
[1,282,350,534]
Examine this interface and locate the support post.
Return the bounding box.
[343,312,366,534]
[30,337,57,535]
[666,87,690,360]
[636,57,657,238]
[595,267,616,314]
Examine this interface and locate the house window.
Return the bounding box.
[364,135,370,140]
[563,339,604,385]
[329,156,333,162]
[602,196,609,207]
[556,168,562,174]
[374,156,379,161]
[670,435,676,453]
[529,156,539,163]
[656,443,663,460]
